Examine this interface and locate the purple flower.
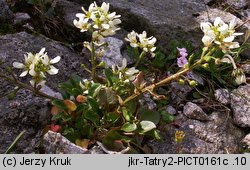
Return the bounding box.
[177,47,188,68]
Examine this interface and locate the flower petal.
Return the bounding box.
[50,56,61,64]
[223,36,235,42]
[20,70,28,77]
[38,48,46,55]
[13,62,25,69]
[47,66,59,75]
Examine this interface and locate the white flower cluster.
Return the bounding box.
[112,58,139,83]
[200,17,243,53]
[13,48,61,87]
[125,31,157,57]
[73,2,121,41]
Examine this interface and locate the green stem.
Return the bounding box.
[0,72,59,101]
[91,42,97,82]
[121,47,215,105]
[134,51,145,68]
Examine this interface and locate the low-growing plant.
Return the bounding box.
[0,1,249,153]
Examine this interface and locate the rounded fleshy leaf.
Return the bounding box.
[63,99,77,112]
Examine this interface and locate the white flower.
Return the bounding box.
[200,17,243,53]
[12,48,61,87]
[73,14,90,32]
[125,31,138,47]
[125,31,157,57]
[232,68,246,85]
[112,58,139,82]
[73,2,121,41]
[235,74,246,85]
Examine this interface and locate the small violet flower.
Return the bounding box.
[177,47,188,68]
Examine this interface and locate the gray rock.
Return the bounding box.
[139,93,157,110]
[40,85,63,100]
[230,84,250,127]
[0,32,88,153]
[166,105,177,115]
[225,0,250,10]
[241,64,250,74]
[170,82,192,104]
[186,71,205,86]
[54,0,82,28]
[43,131,89,154]
[101,37,129,67]
[14,13,31,25]
[0,0,14,23]
[215,88,230,105]
[148,112,245,153]
[183,102,209,121]
[242,133,250,149]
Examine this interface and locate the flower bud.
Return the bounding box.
[215,58,221,65]
[50,124,61,132]
[76,95,87,103]
[202,63,209,69]
[178,79,185,85]
[98,61,106,67]
[203,55,211,62]
[189,80,198,87]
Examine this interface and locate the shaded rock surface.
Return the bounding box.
[94,0,207,48]
[0,0,14,23]
[183,102,209,121]
[230,84,250,128]
[148,111,246,154]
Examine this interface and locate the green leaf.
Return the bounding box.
[82,124,94,139]
[84,110,101,126]
[125,99,137,115]
[139,121,156,133]
[153,50,166,68]
[5,130,26,154]
[88,83,102,97]
[102,130,131,150]
[76,104,88,114]
[98,87,118,106]
[125,46,140,60]
[122,107,131,122]
[70,74,82,87]
[192,91,201,99]
[63,128,74,136]
[161,111,175,123]
[104,68,116,86]
[27,0,36,5]
[52,100,67,111]
[145,129,162,141]
[45,7,55,18]
[140,109,160,125]
[75,116,87,129]
[121,122,137,132]
[51,112,71,122]
[106,112,120,124]
[87,97,100,113]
